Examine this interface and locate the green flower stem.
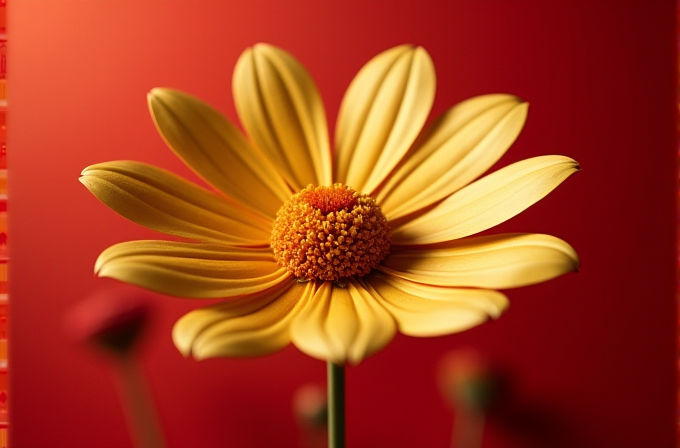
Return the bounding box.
[327,361,345,448]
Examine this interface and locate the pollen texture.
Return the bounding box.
[272,184,391,282]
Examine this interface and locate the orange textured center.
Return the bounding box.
[271,184,391,282]
[305,185,357,213]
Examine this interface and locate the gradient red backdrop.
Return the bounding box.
[8,1,676,447]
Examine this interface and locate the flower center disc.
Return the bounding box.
[272,184,391,282]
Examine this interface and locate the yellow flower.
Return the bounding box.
[80,44,579,365]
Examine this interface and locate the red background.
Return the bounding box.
[8,1,676,447]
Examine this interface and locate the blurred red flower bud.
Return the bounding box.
[438,349,502,412]
[66,285,152,355]
[293,384,328,429]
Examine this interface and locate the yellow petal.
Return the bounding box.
[233,44,332,191]
[173,279,299,356]
[289,280,397,365]
[148,88,292,220]
[289,282,347,364]
[334,45,436,194]
[365,273,508,337]
[178,281,312,359]
[95,240,288,298]
[323,285,360,364]
[80,161,271,246]
[346,279,396,364]
[380,233,579,289]
[391,155,579,245]
[334,45,410,184]
[377,95,528,220]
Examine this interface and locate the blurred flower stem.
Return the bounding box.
[115,354,166,448]
[66,287,166,448]
[293,383,327,448]
[327,362,345,448]
[439,350,502,448]
[451,408,484,448]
